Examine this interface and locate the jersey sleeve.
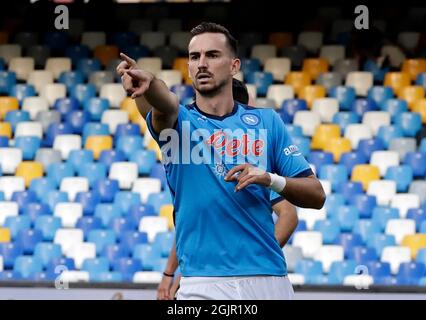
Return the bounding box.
[270,190,285,206]
[270,111,313,178]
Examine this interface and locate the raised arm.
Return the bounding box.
[117,53,179,132]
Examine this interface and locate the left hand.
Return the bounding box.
[224,164,271,192]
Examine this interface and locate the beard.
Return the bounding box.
[193,77,229,97]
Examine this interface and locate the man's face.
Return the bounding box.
[188,32,240,96]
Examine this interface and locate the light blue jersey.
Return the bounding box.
[146,102,312,277]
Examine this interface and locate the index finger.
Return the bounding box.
[224,164,247,181]
[120,52,136,66]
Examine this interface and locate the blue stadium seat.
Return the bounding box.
[396,262,426,285]
[348,246,378,265]
[339,152,367,173]
[0,58,4,70]
[124,45,150,60]
[11,191,38,210]
[147,191,172,214]
[245,72,274,96]
[102,244,130,266]
[14,256,43,278]
[241,58,261,74]
[95,204,122,227]
[65,45,90,66]
[150,164,168,189]
[416,249,426,266]
[128,204,157,226]
[65,110,91,134]
[82,123,109,142]
[115,124,140,140]
[366,233,396,257]
[319,164,348,191]
[78,162,107,187]
[82,257,110,274]
[0,71,17,94]
[58,71,85,91]
[119,231,149,253]
[0,243,24,269]
[14,136,41,160]
[171,85,194,104]
[112,32,138,48]
[98,150,126,170]
[313,220,340,244]
[4,216,32,239]
[332,112,361,131]
[328,86,356,110]
[416,73,426,88]
[112,258,142,282]
[34,243,62,268]
[0,271,23,281]
[376,125,404,149]
[92,179,119,203]
[0,136,9,147]
[9,84,36,103]
[76,58,102,79]
[350,98,378,117]
[43,191,69,212]
[420,139,426,153]
[76,216,103,239]
[356,138,385,159]
[5,110,30,131]
[108,217,137,235]
[381,99,408,122]
[403,152,426,178]
[83,98,110,121]
[328,260,357,284]
[307,152,334,175]
[153,231,175,257]
[129,150,157,175]
[15,229,43,255]
[44,31,68,52]
[27,271,57,281]
[367,86,393,108]
[371,207,400,232]
[132,244,162,270]
[70,84,97,105]
[366,261,392,279]
[395,112,422,138]
[336,181,363,203]
[295,259,323,278]
[385,165,413,192]
[407,208,426,232]
[334,233,364,258]
[114,192,141,215]
[324,193,346,217]
[45,123,74,147]
[278,99,308,123]
[75,191,101,216]
[53,98,80,120]
[291,136,311,157]
[363,60,389,82]
[47,162,75,188]
[67,150,94,172]
[23,203,52,223]
[88,230,117,255]
[45,257,75,274]
[116,135,143,159]
[348,194,377,219]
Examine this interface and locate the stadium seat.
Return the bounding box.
[328,260,357,284]
[95,204,121,227]
[334,233,364,258]
[15,229,43,255]
[83,98,109,121]
[302,58,329,81]
[53,135,82,161]
[390,194,420,219]
[112,258,142,282]
[34,148,61,170]
[76,217,103,238]
[245,72,274,97]
[60,177,89,202]
[0,97,19,120]
[395,112,422,137]
[348,246,378,265]
[109,162,138,190]
[403,152,426,178]
[370,151,400,177]
[384,72,411,96]
[398,86,425,110]
[284,72,311,96]
[66,111,91,135]
[75,191,101,216]
[88,230,116,255]
[67,242,96,269]
[367,86,394,109]
[34,216,61,241]
[54,228,84,256]
[0,176,25,200]
[311,98,339,123]
[0,227,11,243]
[76,58,102,80]
[34,243,62,268]
[54,202,83,228]
[15,161,43,188]
[323,137,352,162]
[278,99,308,123]
[413,99,426,124]
[297,32,323,53]
[386,219,416,244]
[100,84,127,109]
[319,164,347,191]
[332,112,359,132]
[264,58,291,82]
[351,164,380,191]
[401,234,426,259]
[402,59,426,81]
[14,256,43,278]
[78,163,107,187]
[344,124,372,149]
[366,180,397,207]
[85,136,113,160]
[0,216,26,241]
[293,111,321,137]
[292,231,322,259]
[70,84,97,105]
[346,72,373,96]
[139,216,168,243]
[389,138,416,161]
[298,85,326,108]
[328,86,356,110]
[406,208,426,232]
[295,259,323,280]
[281,46,307,69]
[396,262,425,285]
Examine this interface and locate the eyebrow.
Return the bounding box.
[189,50,222,56]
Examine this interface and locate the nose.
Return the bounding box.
[198,54,208,69]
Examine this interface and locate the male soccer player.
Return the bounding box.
[118,22,325,300]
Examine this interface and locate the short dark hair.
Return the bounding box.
[190,22,238,57]
[232,79,249,104]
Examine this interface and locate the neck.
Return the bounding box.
[195,84,235,117]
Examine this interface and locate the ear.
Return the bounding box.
[230,58,241,76]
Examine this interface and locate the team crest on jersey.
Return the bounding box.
[240,113,260,126]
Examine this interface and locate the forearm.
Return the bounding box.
[274,202,298,247]
[164,240,179,275]
[135,96,153,119]
[279,176,326,209]
[144,76,179,115]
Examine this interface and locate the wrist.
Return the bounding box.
[268,173,287,193]
[163,271,174,278]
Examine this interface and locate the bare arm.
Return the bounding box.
[272,200,298,247]
[156,239,179,300]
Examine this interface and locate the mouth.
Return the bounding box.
[197,73,212,80]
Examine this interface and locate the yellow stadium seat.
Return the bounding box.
[94,45,119,67]
[412,99,426,124]
[173,58,191,84]
[268,32,293,49]
[15,161,44,188]
[401,59,426,81]
[311,124,341,150]
[402,234,426,259]
[0,227,11,242]
[120,97,146,134]
[147,138,162,161]
[398,86,425,110]
[0,122,12,139]
[302,58,329,80]
[0,97,19,120]
[298,85,326,108]
[160,204,175,230]
[284,72,311,95]
[351,164,380,191]
[85,135,113,160]
[0,32,8,44]
[384,72,411,96]
[323,137,352,162]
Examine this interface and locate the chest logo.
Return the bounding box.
[241,113,260,126]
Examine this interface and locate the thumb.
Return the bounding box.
[126,69,142,80]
